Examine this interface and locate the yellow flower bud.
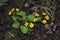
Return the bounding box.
[42,12,46,15]
[42,20,47,24]
[16,8,20,12]
[24,21,29,27]
[45,15,50,20]
[33,18,38,22]
[8,11,12,15]
[34,12,39,16]
[11,8,15,12]
[8,8,15,15]
[29,23,34,28]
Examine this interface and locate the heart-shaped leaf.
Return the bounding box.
[16,11,26,20]
[37,17,42,22]
[20,25,29,34]
[27,15,35,21]
[12,22,20,29]
[12,15,18,21]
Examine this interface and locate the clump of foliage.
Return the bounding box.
[8,8,50,34]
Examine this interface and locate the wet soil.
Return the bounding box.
[0,0,60,40]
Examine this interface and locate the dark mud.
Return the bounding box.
[0,0,60,40]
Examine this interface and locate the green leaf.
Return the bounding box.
[12,15,18,21]
[0,0,8,2]
[12,22,20,29]
[27,15,35,21]
[0,0,8,7]
[20,25,29,34]
[37,17,42,21]
[16,11,26,15]
[16,11,26,20]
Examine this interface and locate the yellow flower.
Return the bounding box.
[33,18,38,22]
[11,8,15,12]
[8,8,15,15]
[42,20,47,24]
[29,23,34,28]
[8,11,12,15]
[16,8,20,12]
[24,21,29,27]
[42,12,46,15]
[34,12,39,16]
[45,15,50,20]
